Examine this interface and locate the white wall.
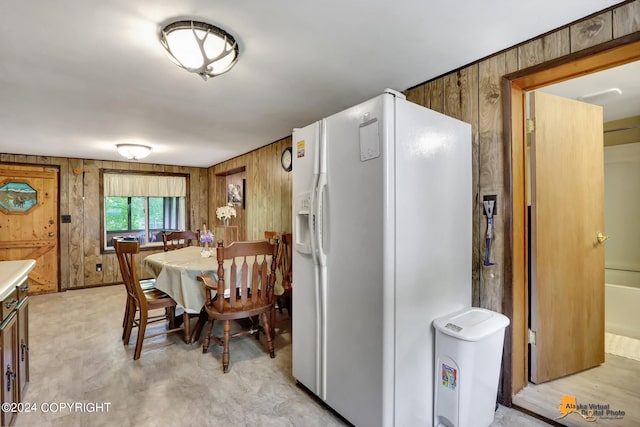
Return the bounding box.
[604,141,640,289]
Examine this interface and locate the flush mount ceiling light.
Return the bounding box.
[577,87,623,104]
[160,20,239,80]
[116,144,152,160]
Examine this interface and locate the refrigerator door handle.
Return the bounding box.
[315,118,328,266]
[315,174,328,266]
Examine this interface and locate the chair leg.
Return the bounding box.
[222,320,231,373]
[182,312,191,343]
[270,305,276,338]
[202,319,214,354]
[189,309,207,344]
[168,307,176,329]
[261,312,275,358]
[123,296,130,328]
[134,310,148,360]
[123,301,136,344]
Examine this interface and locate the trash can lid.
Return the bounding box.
[433,307,510,341]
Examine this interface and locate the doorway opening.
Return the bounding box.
[505,39,640,424]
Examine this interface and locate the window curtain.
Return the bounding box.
[103,174,186,197]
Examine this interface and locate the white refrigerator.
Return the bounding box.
[292,89,472,427]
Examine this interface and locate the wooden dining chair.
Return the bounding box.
[162,230,200,251]
[114,238,182,360]
[264,231,292,319]
[197,238,280,373]
[280,232,293,317]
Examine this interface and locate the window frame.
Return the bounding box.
[99,170,191,253]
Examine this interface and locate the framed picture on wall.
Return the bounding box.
[227,183,243,206]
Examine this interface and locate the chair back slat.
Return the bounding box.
[212,239,279,314]
[163,230,200,251]
[114,239,148,310]
[283,233,292,291]
[249,260,259,306]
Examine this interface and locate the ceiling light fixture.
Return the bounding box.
[160,20,239,81]
[577,87,622,104]
[116,144,152,160]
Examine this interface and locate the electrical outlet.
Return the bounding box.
[96,263,102,272]
[483,195,497,216]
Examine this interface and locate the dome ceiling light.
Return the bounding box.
[160,20,239,81]
[116,144,152,160]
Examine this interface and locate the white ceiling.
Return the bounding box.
[0,1,625,167]
[539,60,640,122]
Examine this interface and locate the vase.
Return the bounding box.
[224,218,229,226]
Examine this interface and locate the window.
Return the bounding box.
[102,172,188,250]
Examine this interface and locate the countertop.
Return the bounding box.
[0,260,36,300]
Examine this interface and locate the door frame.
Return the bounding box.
[502,34,640,402]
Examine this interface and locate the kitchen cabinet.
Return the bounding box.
[1,313,17,427]
[0,260,35,427]
[16,294,28,401]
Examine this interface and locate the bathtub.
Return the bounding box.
[605,280,640,341]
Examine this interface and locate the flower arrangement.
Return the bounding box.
[216,203,237,222]
[200,224,214,257]
[200,226,213,244]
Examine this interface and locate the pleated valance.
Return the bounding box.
[103,173,186,197]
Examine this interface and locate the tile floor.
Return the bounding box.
[13,286,551,426]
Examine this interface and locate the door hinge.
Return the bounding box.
[528,329,536,345]
[526,119,535,133]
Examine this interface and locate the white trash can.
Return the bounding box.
[433,307,510,427]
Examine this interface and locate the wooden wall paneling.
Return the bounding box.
[518,29,570,69]
[13,155,28,164]
[265,142,277,235]
[188,167,198,231]
[570,11,614,53]
[443,65,481,306]
[425,79,444,113]
[247,151,258,240]
[95,161,116,286]
[0,154,208,289]
[274,140,284,234]
[404,85,426,107]
[281,137,293,233]
[614,0,640,37]
[211,137,293,242]
[68,158,84,289]
[198,167,209,231]
[248,150,259,240]
[82,160,102,286]
[250,148,262,240]
[478,53,508,313]
[57,158,69,291]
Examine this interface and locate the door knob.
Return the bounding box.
[48,232,55,237]
[597,232,608,243]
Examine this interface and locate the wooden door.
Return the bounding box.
[0,165,58,294]
[529,91,605,384]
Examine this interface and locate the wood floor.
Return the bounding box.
[513,353,640,426]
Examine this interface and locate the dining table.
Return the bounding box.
[142,245,282,343]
